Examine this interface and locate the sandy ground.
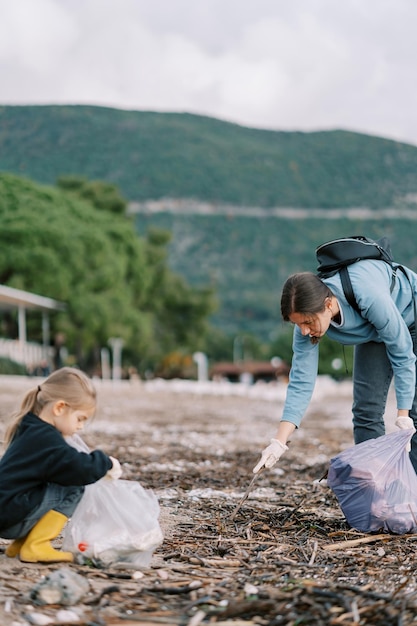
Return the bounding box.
[0,374,409,626]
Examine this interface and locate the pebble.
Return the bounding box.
[24,613,54,626]
[24,609,82,625]
[244,582,259,596]
[30,567,90,606]
[55,609,81,623]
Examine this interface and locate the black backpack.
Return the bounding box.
[316,235,400,313]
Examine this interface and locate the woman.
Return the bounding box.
[253,258,417,474]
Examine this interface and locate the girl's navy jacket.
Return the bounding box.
[0,412,112,531]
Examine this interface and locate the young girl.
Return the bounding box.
[0,367,122,563]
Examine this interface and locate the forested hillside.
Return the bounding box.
[134,211,417,341]
[2,105,417,208]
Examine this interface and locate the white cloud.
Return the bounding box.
[0,0,77,70]
[1,0,417,145]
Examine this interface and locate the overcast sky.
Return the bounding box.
[1,0,417,145]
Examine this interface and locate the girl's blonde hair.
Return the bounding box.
[4,367,97,447]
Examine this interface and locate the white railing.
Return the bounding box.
[0,338,52,370]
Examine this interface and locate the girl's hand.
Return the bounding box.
[106,456,123,480]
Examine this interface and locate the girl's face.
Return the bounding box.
[289,308,332,340]
[53,402,95,437]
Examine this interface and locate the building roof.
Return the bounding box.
[0,284,65,312]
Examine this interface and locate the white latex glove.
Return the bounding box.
[395,416,415,452]
[253,438,288,474]
[106,456,123,480]
[395,416,414,430]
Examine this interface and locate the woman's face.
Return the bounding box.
[289,308,332,340]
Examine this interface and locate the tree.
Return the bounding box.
[136,226,217,370]
[0,173,216,374]
[57,176,127,214]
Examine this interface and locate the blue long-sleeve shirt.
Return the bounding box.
[282,260,417,427]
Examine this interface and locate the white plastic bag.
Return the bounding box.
[328,428,417,534]
[63,478,164,566]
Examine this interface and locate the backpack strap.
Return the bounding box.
[395,265,417,330]
[339,267,360,313]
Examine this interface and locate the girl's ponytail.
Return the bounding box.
[3,367,96,449]
[4,387,41,446]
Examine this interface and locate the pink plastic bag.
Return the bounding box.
[328,429,417,534]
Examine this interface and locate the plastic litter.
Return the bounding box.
[30,567,89,605]
[328,428,417,534]
[64,433,163,566]
[63,477,163,566]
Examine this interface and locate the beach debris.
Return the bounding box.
[29,568,90,606]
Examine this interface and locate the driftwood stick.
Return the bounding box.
[323,534,392,551]
[146,581,203,594]
[230,468,264,520]
[186,609,207,626]
[281,495,307,524]
[308,540,318,566]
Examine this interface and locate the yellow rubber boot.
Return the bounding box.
[19,510,74,563]
[5,536,27,558]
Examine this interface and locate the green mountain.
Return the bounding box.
[2,105,417,342]
[2,104,417,208]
